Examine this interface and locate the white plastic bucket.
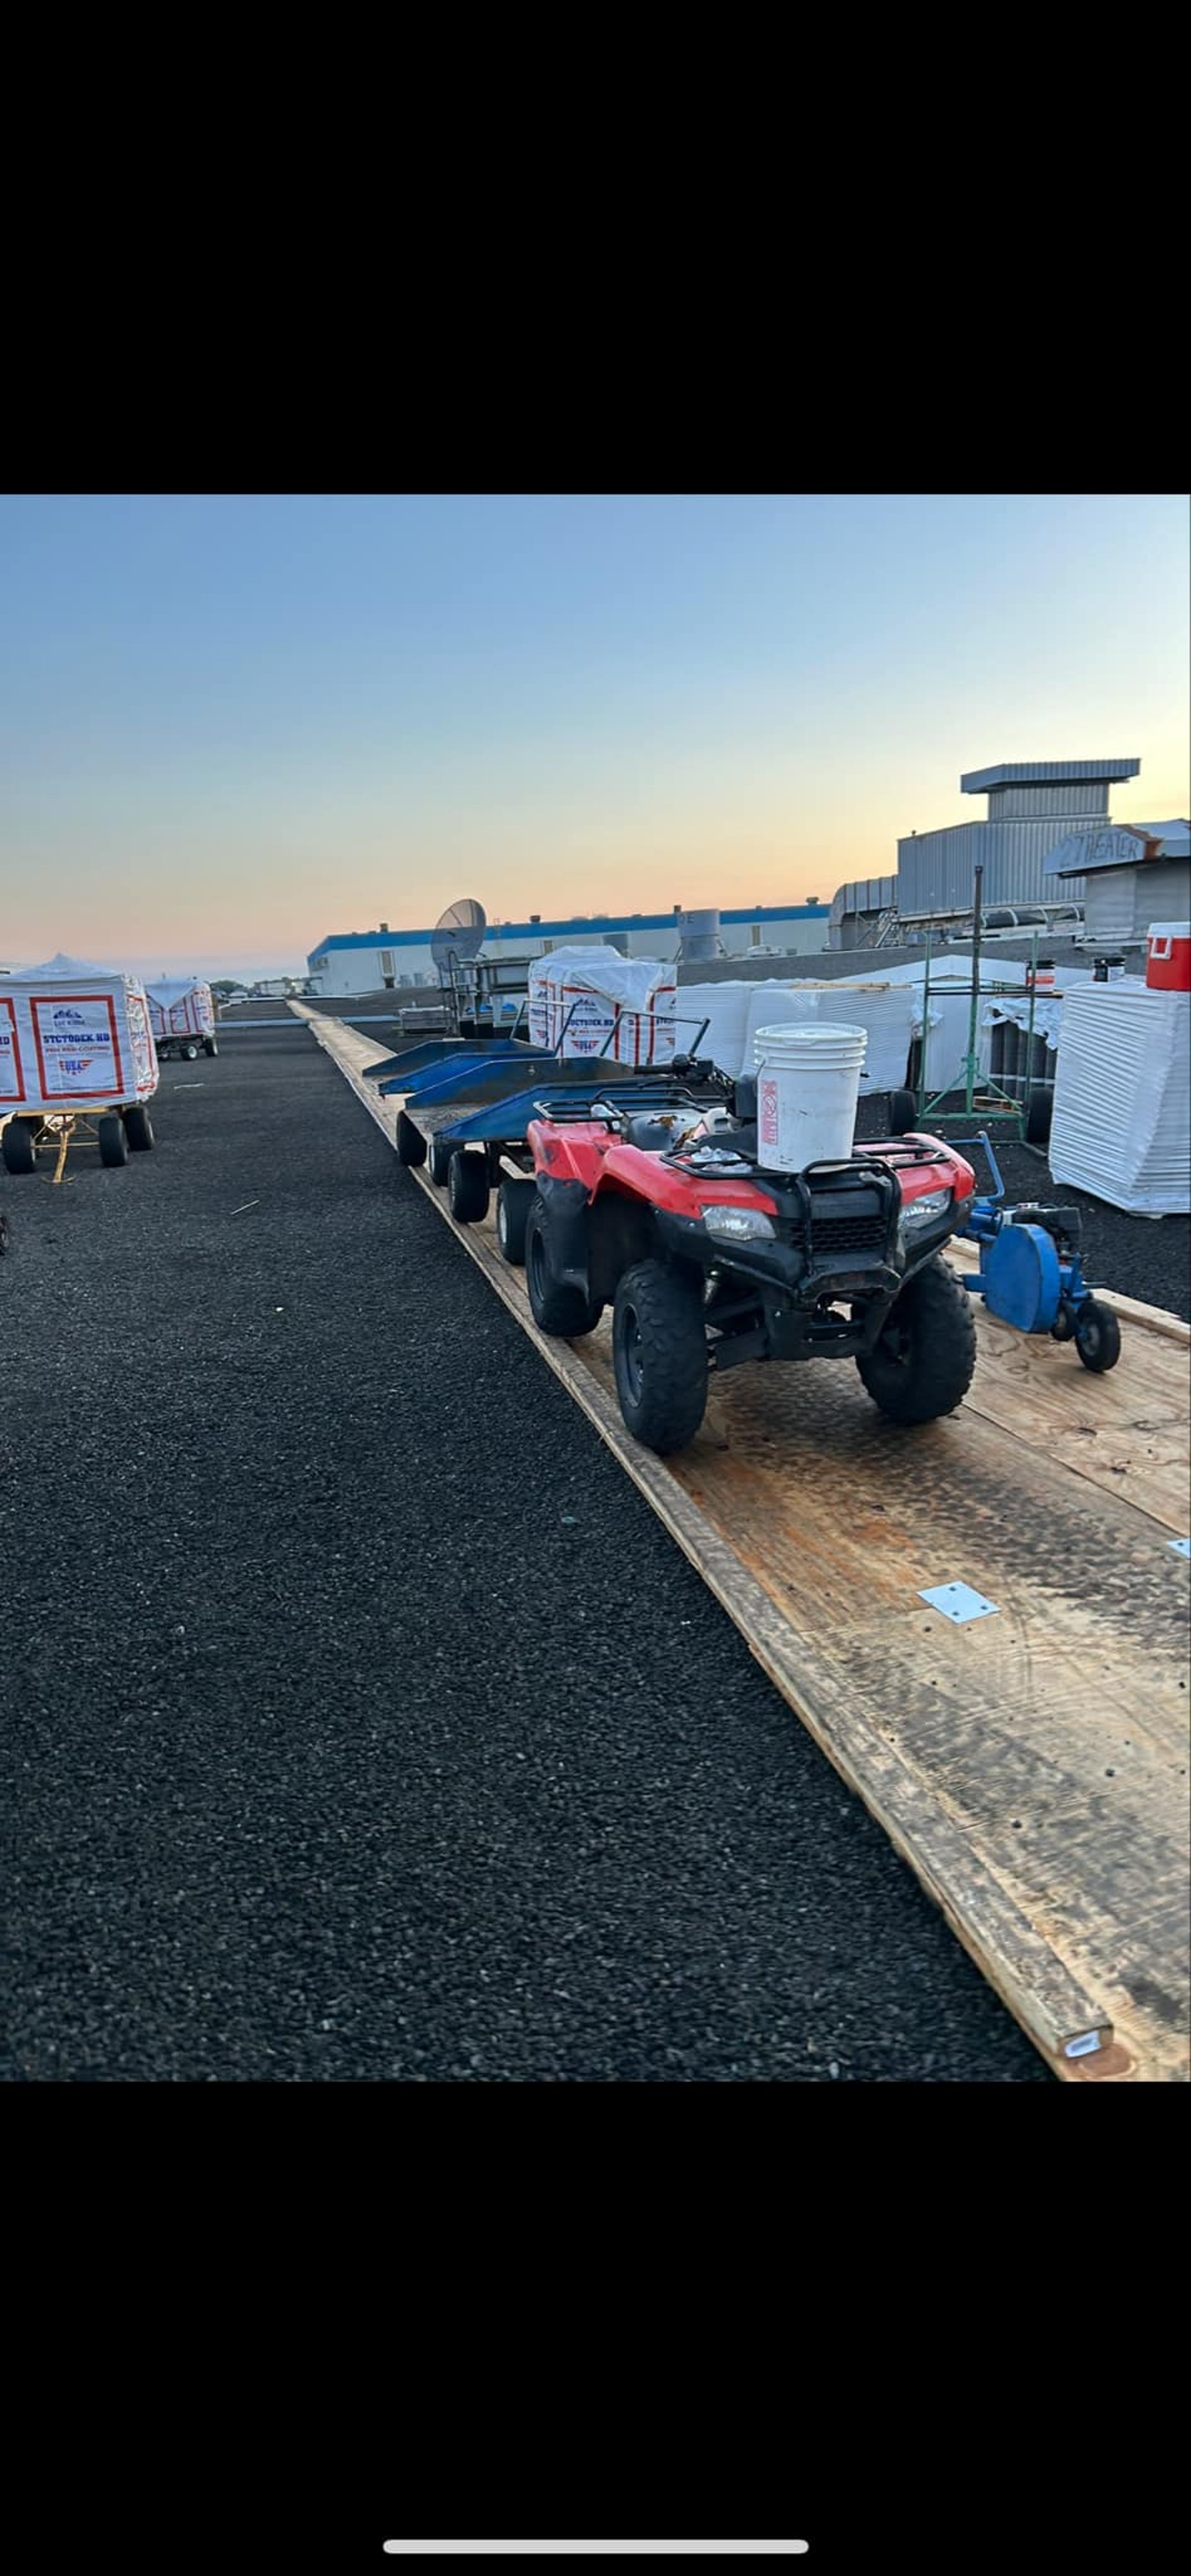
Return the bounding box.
[753,1022,867,1172]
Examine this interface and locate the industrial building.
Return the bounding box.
[831,758,1142,945]
[1045,817,1190,950]
[306,903,831,996]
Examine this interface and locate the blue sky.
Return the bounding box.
[1,493,1186,977]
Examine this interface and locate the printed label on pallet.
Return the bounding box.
[29,993,125,1098]
[0,997,26,1099]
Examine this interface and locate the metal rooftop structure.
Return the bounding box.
[960,759,1141,796]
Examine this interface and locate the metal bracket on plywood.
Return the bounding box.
[919,1581,1000,1624]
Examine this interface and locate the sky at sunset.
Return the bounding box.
[1,491,1187,979]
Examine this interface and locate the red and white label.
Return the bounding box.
[759,1073,779,1152]
[0,996,26,1100]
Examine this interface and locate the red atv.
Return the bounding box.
[514,1078,979,1455]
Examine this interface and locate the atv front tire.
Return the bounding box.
[612,1259,708,1454]
[525,1195,603,1338]
[857,1254,976,1425]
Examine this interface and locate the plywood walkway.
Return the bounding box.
[296,1008,1191,2084]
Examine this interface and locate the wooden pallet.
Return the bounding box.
[297,1008,1191,2083]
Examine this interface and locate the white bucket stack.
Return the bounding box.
[753,1023,867,1173]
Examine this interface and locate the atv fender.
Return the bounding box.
[531,1173,597,1302]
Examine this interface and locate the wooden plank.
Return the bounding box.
[295,1008,1191,2082]
[942,1241,1189,1534]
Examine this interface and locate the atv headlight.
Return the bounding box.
[701,1205,777,1242]
[902,1187,952,1228]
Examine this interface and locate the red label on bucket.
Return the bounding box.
[759,1075,778,1151]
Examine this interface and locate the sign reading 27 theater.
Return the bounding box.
[29,993,125,1098]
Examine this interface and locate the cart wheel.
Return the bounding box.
[2,1119,37,1176]
[99,1113,130,1168]
[497,1178,531,1264]
[396,1111,427,1168]
[202,1037,218,1057]
[1050,1299,1076,1342]
[396,1110,427,1168]
[1025,1086,1052,1146]
[427,1133,456,1186]
[1074,1298,1121,1372]
[448,1150,489,1224]
[123,1104,155,1152]
[182,1042,199,1061]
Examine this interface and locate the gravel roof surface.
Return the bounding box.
[2,1027,1069,2082]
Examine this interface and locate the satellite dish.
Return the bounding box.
[431,897,487,977]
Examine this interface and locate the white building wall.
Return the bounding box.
[310,910,829,990]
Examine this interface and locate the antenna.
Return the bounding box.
[430,897,487,980]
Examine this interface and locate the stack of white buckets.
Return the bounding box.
[754,1024,867,1172]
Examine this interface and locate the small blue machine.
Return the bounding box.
[955,1132,1122,1372]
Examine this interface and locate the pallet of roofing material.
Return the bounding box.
[740,979,919,1096]
[1050,985,1191,1214]
[528,949,677,1064]
[1,952,158,1181]
[145,977,219,1061]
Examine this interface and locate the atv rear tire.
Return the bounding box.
[497,1178,531,1264]
[857,1254,976,1425]
[612,1259,708,1454]
[448,1150,489,1223]
[396,1111,427,1168]
[525,1195,603,1338]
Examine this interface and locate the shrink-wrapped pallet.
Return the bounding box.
[1,953,158,1113]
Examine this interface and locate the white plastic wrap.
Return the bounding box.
[1,953,158,1114]
[672,982,756,1076]
[1049,987,1190,1214]
[145,977,216,1041]
[527,949,677,1064]
[741,980,916,1094]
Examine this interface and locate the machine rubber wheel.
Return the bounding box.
[99,1113,130,1168]
[525,1194,603,1338]
[203,1037,218,1057]
[448,1151,489,1224]
[123,1105,155,1152]
[497,1178,531,1265]
[1050,1299,1077,1343]
[1074,1298,1122,1372]
[857,1253,977,1424]
[2,1119,37,1175]
[1025,1086,1052,1146]
[427,1133,456,1186]
[396,1111,427,1168]
[182,1042,200,1061]
[612,1259,708,1454]
[888,1087,917,1135]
